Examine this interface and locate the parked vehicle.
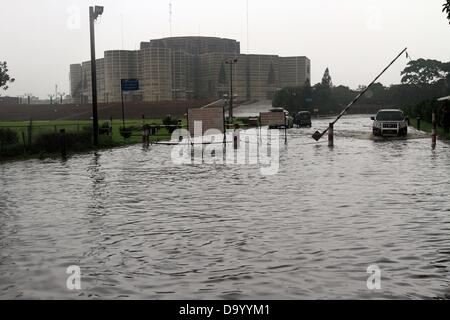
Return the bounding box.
[269,108,294,129]
[371,109,408,137]
[294,111,312,127]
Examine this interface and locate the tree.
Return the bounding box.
[0,61,15,92]
[272,86,305,114]
[333,85,355,107]
[361,82,387,104]
[303,79,313,108]
[321,67,333,87]
[312,83,335,113]
[443,1,450,23]
[401,59,449,85]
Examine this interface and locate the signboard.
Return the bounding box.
[121,79,140,91]
[188,108,224,137]
[260,112,286,127]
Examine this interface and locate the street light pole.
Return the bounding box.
[89,5,104,147]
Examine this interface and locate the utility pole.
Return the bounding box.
[89,5,104,147]
[225,58,238,124]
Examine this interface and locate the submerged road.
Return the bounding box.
[1,115,450,299]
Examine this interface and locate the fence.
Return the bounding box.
[0,115,270,159]
[0,121,97,158]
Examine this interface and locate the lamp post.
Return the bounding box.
[89,5,104,147]
[58,92,65,104]
[24,93,32,105]
[225,58,238,124]
[48,94,55,105]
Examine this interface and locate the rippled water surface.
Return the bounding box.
[1,116,450,299]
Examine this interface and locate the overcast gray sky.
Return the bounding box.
[2,0,450,98]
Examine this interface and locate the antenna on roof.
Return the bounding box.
[169,2,173,37]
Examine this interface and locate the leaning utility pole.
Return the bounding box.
[89,5,104,147]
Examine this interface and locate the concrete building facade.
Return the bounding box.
[70,36,310,103]
[138,47,173,102]
[69,64,82,104]
[80,58,105,104]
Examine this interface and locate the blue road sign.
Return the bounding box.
[121,79,140,91]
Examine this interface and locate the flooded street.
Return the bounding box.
[1,115,450,299]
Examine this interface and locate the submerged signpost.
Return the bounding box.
[312,48,409,144]
[120,79,139,138]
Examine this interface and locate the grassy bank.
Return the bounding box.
[0,118,180,162]
[409,118,450,140]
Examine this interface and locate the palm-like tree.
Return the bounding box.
[444,1,450,23]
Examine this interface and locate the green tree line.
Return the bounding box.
[273,59,450,124]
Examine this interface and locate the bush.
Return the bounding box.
[119,127,133,139]
[82,125,93,133]
[100,122,110,129]
[99,122,111,135]
[163,115,179,134]
[0,128,19,146]
[0,144,25,157]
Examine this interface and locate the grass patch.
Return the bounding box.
[409,118,450,140]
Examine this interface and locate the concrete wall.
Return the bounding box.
[143,36,240,55]
[280,56,311,87]
[198,53,287,101]
[138,47,173,102]
[243,54,280,101]
[69,64,82,104]
[104,50,139,103]
[80,59,105,104]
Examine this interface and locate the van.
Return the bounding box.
[294,111,312,128]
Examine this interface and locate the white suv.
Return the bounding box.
[371,109,408,137]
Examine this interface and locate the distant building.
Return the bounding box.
[0,96,20,105]
[69,64,82,104]
[70,36,311,103]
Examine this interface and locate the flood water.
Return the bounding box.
[1,115,450,300]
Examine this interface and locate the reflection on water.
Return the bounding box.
[1,116,450,299]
